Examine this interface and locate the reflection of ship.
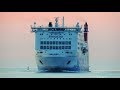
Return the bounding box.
[31,17,89,72]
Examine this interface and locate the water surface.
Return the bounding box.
[0,68,120,78]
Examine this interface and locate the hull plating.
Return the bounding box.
[36,55,89,72]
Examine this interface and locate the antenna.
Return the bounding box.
[62,16,64,27]
[54,17,59,27]
[34,22,36,27]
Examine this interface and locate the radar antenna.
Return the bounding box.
[54,17,59,27]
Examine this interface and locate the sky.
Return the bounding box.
[0,12,120,71]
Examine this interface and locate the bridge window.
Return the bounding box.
[47,46,49,49]
[59,46,61,49]
[68,46,71,49]
[44,41,46,44]
[56,41,58,45]
[65,46,68,49]
[53,41,55,44]
[53,46,55,49]
[50,46,52,49]
[47,41,49,45]
[68,41,71,44]
[59,41,61,44]
[40,46,43,49]
[44,46,46,49]
[50,41,52,44]
[62,41,64,45]
[40,45,71,50]
[40,41,43,44]
[65,41,68,45]
[56,46,58,49]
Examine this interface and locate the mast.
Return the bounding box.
[55,17,59,27]
[62,16,64,27]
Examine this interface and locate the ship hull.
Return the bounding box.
[36,55,89,72]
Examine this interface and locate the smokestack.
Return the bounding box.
[84,22,88,42]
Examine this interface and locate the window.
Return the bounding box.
[44,46,46,49]
[59,46,61,49]
[53,46,55,49]
[50,46,52,49]
[65,46,68,49]
[66,46,69,49]
[44,41,46,44]
[47,41,49,45]
[47,46,49,49]
[41,41,43,44]
[62,41,64,45]
[59,41,61,45]
[56,41,58,45]
[69,41,71,44]
[62,46,64,49]
[65,41,68,45]
[53,41,55,44]
[68,46,71,49]
[50,41,52,44]
[56,46,58,49]
[40,46,43,49]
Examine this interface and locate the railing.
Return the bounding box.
[31,27,81,32]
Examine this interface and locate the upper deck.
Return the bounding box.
[31,17,82,33]
[31,27,81,33]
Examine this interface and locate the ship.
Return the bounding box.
[31,17,89,72]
